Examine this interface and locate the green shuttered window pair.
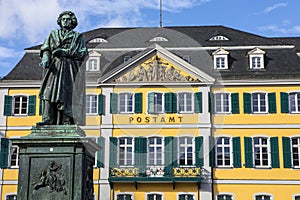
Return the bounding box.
[209,93,239,114]
[243,92,276,114]
[4,95,36,116]
[110,93,143,114]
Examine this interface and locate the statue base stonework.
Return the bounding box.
[12,125,100,200]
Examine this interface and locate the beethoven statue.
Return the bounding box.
[37,11,88,126]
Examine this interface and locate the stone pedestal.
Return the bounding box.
[12,125,100,200]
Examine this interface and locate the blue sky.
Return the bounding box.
[0,0,300,77]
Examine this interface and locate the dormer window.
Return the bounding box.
[212,48,229,70]
[149,36,168,42]
[86,51,101,72]
[209,35,229,41]
[88,37,108,43]
[248,48,265,70]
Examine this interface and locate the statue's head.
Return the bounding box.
[57,11,78,29]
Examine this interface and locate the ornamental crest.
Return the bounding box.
[113,55,200,83]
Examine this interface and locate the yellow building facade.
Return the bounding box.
[1,26,300,200]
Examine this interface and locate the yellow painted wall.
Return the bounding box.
[113,128,201,137]
[213,86,300,125]
[1,184,18,200]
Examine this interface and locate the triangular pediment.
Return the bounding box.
[99,44,215,84]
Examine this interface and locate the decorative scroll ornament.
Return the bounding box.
[32,161,66,194]
[114,55,200,83]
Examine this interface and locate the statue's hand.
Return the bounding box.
[53,48,69,57]
[39,59,50,68]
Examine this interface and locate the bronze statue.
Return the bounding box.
[37,11,88,126]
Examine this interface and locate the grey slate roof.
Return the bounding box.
[2,25,300,81]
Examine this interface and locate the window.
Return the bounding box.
[248,48,265,69]
[289,92,300,113]
[178,93,193,113]
[183,55,191,63]
[86,95,98,114]
[13,95,28,115]
[255,194,271,200]
[88,37,108,43]
[253,137,270,168]
[148,92,163,113]
[5,195,17,200]
[292,137,300,168]
[148,137,163,166]
[124,56,132,63]
[212,48,229,70]
[215,93,230,113]
[86,58,99,71]
[217,194,233,200]
[150,36,168,42]
[252,93,267,113]
[119,137,133,166]
[147,193,162,200]
[10,146,19,168]
[216,137,232,167]
[117,194,133,200]
[178,137,194,166]
[119,93,133,113]
[209,35,229,41]
[294,195,300,200]
[178,194,194,200]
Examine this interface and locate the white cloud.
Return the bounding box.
[0,46,21,59]
[259,24,300,35]
[264,3,288,13]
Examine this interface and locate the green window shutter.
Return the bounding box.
[4,95,12,116]
[231,93,240,114]
[172,137,178,167]
[195,136,204,167]
[110,93,118,114]
[148,92,155,113]
[243,93,252,114]
[270,137,280,168]
[280,92,289,113]
[172,93,177,113]
[244,137,253,168]
[232,137,241,168]
[39,100,43,116]
[165,93,173,113]
[0,138,9,168]
[268,93,277,114]
[109,137,118,168]
[209,136,216,167]
[194,92,203,113]
[282,137,292,168]
[134,93,143,113]
[97,136,104,168]
[164,137,174,177]
[28,95,36,116]
[134,137,147,176]
[98,94,103,115]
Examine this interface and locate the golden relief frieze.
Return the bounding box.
[113,55,200,83]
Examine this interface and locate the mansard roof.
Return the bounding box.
[2,25,300,82]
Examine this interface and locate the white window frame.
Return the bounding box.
[9,145,19,168]
[248,48,265,70]
[183,55,191,63]
[253,137,271,168]
[118,137,134,166]
[289,92,300,113]
[216,137,232,168]
[116,192,134,200]
[209,35,229,41]
[12,95,28,116]
[212,48,229,70]
[177,193,196,200]
[293,194,300,200]
[146,192,164,200]
[215,93,231,114]
[251,92,268,113]
[86,57,100,72]
[178,137,195,166]
[86,94,98,115]
[147,92,164,114]
[253,193,273,200]
[119,93,134,114]
[178,92,193,113]
[5,194,17,200]
[291,137,300,168]
[216,193,235,200]
[148,137,164,166]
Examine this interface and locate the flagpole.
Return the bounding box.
[160,0,162,27]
